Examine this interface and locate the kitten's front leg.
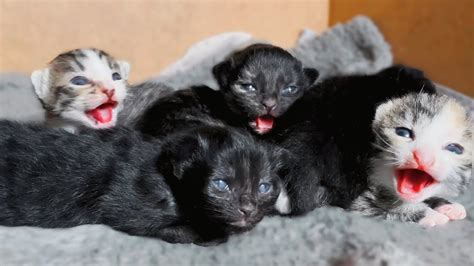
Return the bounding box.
[424,197,467,221]
[351,190,449,227]
[156,225,201,244]
[194,236,229,247]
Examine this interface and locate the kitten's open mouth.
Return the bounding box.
[255,115,274,134]
[395,169,438,200]
[86,101,118,124]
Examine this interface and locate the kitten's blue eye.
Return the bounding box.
[212,179,229,191]
[258,183,271,193]
[282,85,299,96]
[445,143,464,155]
[241,84,256,92]
[112,72,122,81]
[70,76,90,86]
[395,127,414,139]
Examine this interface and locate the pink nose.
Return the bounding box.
[263,98,277,111]
[101,88,115,98]
[413,150,435,170]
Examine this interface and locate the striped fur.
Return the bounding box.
[352,93,472,226]
[31,48,130,132]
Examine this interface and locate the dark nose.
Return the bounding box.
[262,98,277,111]
[239,195,256,217]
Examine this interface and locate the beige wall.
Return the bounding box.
[0,0,329,83]
[2,0,472,97]
[331,0,474,96]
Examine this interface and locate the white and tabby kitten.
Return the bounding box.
[352,93,472,227]
[31,48,130,132]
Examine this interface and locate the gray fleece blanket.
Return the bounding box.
[1,16,473,266]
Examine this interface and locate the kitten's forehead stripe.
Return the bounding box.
[50,48,121,75]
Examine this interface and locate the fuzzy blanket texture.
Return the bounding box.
[0,16,473,266]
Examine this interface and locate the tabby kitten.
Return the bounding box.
[0,122,284,245]
[267,65,438,215]
[31,48,130,132]
[132,44,319,137]
[351,93,472,226]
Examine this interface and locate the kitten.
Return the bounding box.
[31,48,130,132]
[132,44,318,136]
[213,43,319,134]
[0,122,283,245]
[351,93,472,226]
[267,65,438,215]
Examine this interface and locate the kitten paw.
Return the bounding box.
[435,203,466,220]
[419,209,449,227]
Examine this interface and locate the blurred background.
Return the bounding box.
[0,0,472,96]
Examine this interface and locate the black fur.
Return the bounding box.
[135,44,318,137]
[423,197,452,209]
[0,122,283,245]
[265,65,437,215]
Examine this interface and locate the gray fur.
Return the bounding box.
[0,73,45,122]
[291,16,393,81]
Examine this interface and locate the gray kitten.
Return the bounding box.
[351,93,472,227]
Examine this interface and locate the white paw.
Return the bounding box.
[435,202,467,220]
[419,209,449,227]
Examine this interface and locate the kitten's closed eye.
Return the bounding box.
[112,72,122,81]
[70,76,90,86]
[445,143,464,155]
[281,85,299,96]
[212,179,230,191]
[395,127,414,139]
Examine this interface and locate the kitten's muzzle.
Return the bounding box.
[102,88,115,98]
[262,98,278,112]
[239,195,256,215]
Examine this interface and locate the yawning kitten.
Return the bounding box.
[31,48,130,132]
[267,65,438,215]
[0,122,283,245]
[133,44,318,137]
[351,93,472,226]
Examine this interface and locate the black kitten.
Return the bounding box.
[0,122,283,245]
[266,66,437,215]
[213,44,319,134]
[134,44,318,137]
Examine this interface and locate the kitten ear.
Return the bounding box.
[303,68,319,86]
[374,100,395,123]
[31,68,51,100]
[158,135,208,180]
[212,59,233,88]
[117,60,131,80]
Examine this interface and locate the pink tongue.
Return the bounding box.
[256,116,274,134]
[396,169,434,195]
[87,104,113,124]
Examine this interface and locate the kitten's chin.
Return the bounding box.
[228,220,257,232]
[229,220,250,227]
[394,168,438,202]
[228,217,261,231]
